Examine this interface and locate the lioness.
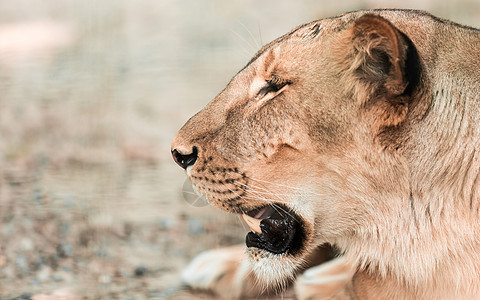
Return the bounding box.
[171,9,480,299]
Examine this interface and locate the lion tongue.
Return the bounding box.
[241,206,276,234]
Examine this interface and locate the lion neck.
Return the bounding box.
[407,75,480,218]
[328,16,480,298]
[344,75,480,297]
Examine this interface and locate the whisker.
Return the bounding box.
[229,29,257,58]
[238,181,299,220]
[227,183,289,208]
[225,185,279,207]
[237,21,261,49]
[183,191,201,196]
[237,193,281,205]
[257,22,264,46]
[239,195,289,205]
[248,176,304,191]
[226,185,293,220]
[190,196,205,206]
[247,176,323,197]
[235,214,249,231]
[236,181,288,199]
[233,182,290,205]
[240,180,285,201]
[271,203,296,219]
[235,181,293,197]
[231,183,298,220]
[234,185,299,220]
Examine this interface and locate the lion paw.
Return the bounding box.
[181,245,256,299]
[295,256,355,300]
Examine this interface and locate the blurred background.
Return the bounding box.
[0,0,478,299]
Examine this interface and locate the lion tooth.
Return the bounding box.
[241,214,262,234]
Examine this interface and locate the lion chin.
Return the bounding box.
[246,247,303,289]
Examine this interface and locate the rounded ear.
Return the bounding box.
[335,14,415,127]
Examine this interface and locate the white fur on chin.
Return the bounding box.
[246,247,305,292]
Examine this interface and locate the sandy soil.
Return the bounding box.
[0,1,477,299]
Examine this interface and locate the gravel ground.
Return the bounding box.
[0,1,477,299]
[0,162,248,299]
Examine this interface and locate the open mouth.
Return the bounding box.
[241,205,305,255]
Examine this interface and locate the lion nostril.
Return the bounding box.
[172,147,198,169]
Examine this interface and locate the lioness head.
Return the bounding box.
[172,12,423,285]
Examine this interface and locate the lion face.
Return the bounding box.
[172,13,417,284]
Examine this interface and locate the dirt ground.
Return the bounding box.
[0,1,478,299]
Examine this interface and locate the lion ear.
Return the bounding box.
[336,14,412,126]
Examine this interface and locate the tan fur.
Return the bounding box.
[172,9,480,299]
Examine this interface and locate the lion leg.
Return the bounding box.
[181,245,263,298]
[295,256,356,300]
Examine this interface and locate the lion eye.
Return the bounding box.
[255,77,290,102]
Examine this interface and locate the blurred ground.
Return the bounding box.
[0,0,478,299]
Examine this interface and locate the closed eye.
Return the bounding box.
[255,76,291,102]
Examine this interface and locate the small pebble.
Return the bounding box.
[148,290,163,298]
[153,286,178,298]
[32,188,45,204]
[35,257,47,270]
[16,256,30,275]
[28,278,41,286]
[21,238,34,251]
[56,243,73,258]
[37,266,51,282]
[123,222,133,237]
[2,224,13,236]
[157,218,173,230]
[98,274,112,284]
[48,254,58,269]
[20,292,33,299]
[16,256,27,268]
[52,274,64,282]
[94,248,108,258]
[188,219,204,235]
[134,266,148,277]
[61,223,70,234]
[62,266,72,272]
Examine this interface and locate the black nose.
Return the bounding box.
[172,147,198,169]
